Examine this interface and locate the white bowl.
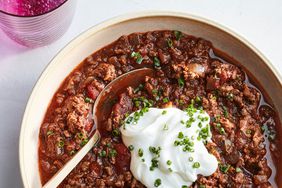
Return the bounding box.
[19,11,282,187]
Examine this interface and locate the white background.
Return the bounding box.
[0,0,281,187]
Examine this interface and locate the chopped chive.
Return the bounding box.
[153,57,161,68]
[235,167,242,173]
[269,130,276,140]
[84,97,92,103]
[219,163,230,173]
[219,127,226,135]
[154,178,162,187]
[188,157,193,162]
[227,93,234,100]
[222,106,229,118]
[112,128,120,137]
[106,143,112,148]
[152,89,158,94]
[178,77,185,88]
[131,51,143,64]
[174,140,180,146]
[193,162,200,168]
[109,149,117,157]
[58,140,64,148]
[126,116,133,124]
[182,186,188,188]
[178,132,184,139]
[134,84,144,93]
[128,145,134,151]
[138,148,144,157]
[163,124,169,130]
[80,138,88,146]
[195,96,201,103]
[46,130,54,136]
[99,150,106,157]
[174,30,182,40]
[166,160,172,165]
[162,110,167,115]
[261,124,268,132]
[167,38,173,47]
[69,150,76,156]
[162,97,169,103]
[77,132,84,139]
[198,122,203,128]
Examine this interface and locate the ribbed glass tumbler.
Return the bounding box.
[0,0,77,47]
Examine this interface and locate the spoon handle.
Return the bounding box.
[42,131,100,188]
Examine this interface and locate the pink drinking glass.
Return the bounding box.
[0,0,77,47]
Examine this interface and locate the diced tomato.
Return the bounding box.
[206,76,220,91]
[90,161,101,176]
[219,71,228,84]
[84,122,93,133]
[87,85,99,100]
[114,143,130,173]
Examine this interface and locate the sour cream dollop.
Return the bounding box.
[120,107,218,188]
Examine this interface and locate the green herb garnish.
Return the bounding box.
[153,57,161,69]
[109,149,117,157]
[99,150,106,157]
[112,128,120,137]
[178,132,184,139]
[134,84,144,93]
[46,130,54,136]
[235,167,242,173]
[174,30,182,40]
[80,138,88,146]
[166,160,172,165]
[163,124,169,130]
[178,77,185,88]
[69,150,76,156]
[85,97,92,103]
[219,127,226,135]
[219,163,230,173]
[227,93,234,100]
[154,178,162,187]
[222,106,229,118]
[131,51,143,64]
[192,162,200,168]
[128,145,134,151]
[58,140,64,148]
[138,148,144,157]
[163,97,169,103]
[167,38,173,47]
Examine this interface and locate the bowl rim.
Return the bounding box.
[19,10,282,188]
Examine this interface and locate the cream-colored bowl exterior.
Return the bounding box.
[19,11,282,187]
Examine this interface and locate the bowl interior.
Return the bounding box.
[20,12,282,187]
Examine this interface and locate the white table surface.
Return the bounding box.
[0,0,281,187]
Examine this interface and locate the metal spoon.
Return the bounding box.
[43,68,154,188]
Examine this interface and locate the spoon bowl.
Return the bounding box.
[93,67,155,130]
[42,67,154,188]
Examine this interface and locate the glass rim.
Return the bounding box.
[0,0,69,18]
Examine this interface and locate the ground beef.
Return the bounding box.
[38,30,281,187]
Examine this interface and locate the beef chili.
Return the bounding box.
[38,30,281,187]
